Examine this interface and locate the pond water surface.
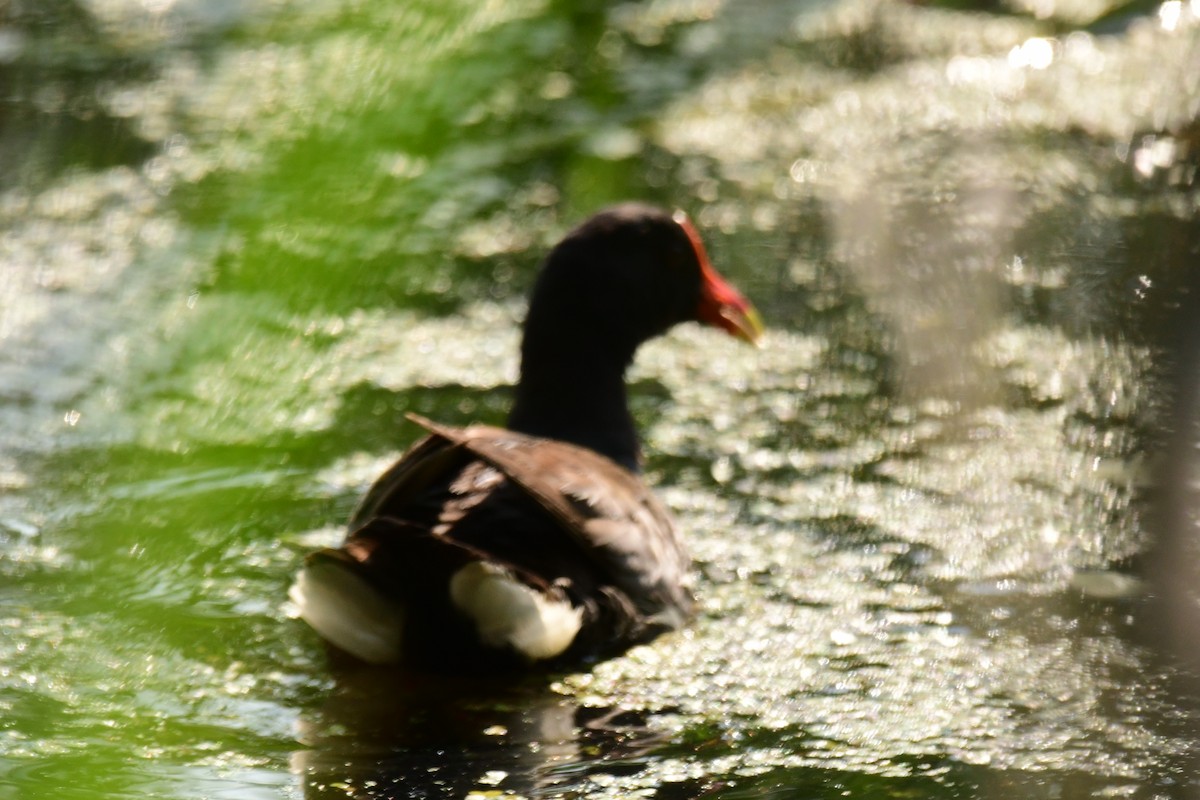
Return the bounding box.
[2,1,1200,798]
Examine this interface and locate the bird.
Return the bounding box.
[289,203,762,671]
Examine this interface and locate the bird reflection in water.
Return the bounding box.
[292,663,673,799]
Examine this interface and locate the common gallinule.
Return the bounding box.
[290,203,762,669]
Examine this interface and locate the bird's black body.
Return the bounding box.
[291,203,761,671]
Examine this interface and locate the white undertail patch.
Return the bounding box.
[289,560,404,665]
[449,562,582,660]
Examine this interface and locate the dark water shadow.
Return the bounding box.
[292,664,672,800]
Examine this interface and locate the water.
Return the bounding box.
[2,0,1199,797]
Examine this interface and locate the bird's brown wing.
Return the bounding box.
[347,431,468,529]
[403,414,693,619]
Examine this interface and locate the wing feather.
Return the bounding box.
[403,414,692,616]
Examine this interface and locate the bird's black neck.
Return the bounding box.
[507,340,641,472]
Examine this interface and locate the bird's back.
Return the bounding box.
[291,415,693,669]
